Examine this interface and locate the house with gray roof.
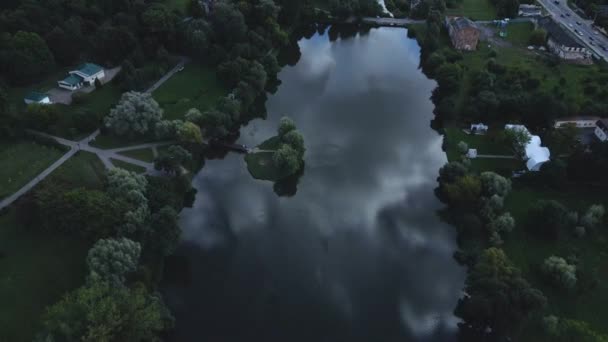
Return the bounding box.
[538,17,590,61]
[58,63,105,91]
[445,16,480,51]
[24,91,51,105]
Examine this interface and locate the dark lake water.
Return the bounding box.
[162,27,466,342]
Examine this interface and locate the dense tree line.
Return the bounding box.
[0,0,180,86]
[16,165,195,339]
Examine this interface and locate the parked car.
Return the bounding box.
[566,13,570,16]
[554,0,559,4]
[576,21,582,25]
[589,36,594,41]
[560,13,565,17]
[568,23,574,27]
[578,31,583,36]
[589,41,595,46]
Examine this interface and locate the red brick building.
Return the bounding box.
[445,16,480,51]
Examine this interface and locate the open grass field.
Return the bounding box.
[504,22,535,47]
[0,210,89,342]
[0,141,65,199]
[446,0,497,20]
[502,184,608,337]
[44,151,106,190]
[153,63,227,120]
[118,148,155,162]
[110,159,147,174]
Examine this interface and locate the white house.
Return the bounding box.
[24,91,52,105]
[554,116,600,128]
[470,123,488,133]
[505,124,551,171]
[595,119,608,142]
[58,63,105,91]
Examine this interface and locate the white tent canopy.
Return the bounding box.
[505,124,550,171]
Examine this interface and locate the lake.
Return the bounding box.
[162,26,466,342]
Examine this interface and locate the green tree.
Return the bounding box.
[104,92,163,138]
[526,200,569,239]
[282,130,305,158]
[581,204,605,230]
[149,206,181,256]
[274,144,301,176]
[530,29,547,46]
[177,121,203,144]
[154,145,192,175]
[456,248,546,339]
[1,31,55,84]
[278,116,296,138]
[541,256,577,290]
[504,126,532,159]
[106,168,150,235]
[444,175,482,207]
[480,171,511,198]
[40,282,170,341]
[86,238,141,286]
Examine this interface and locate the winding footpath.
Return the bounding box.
[0,58,189,210]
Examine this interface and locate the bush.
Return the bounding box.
[541,256,577,290]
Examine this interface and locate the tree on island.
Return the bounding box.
[273,144,301,176]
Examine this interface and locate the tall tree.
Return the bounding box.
[104,92,163,138]
[86,237,141,286]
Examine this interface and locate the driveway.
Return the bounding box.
[47,66,123,104]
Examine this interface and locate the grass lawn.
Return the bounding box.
[244,136,282,181]
[44,151,106,190]
[110,159,147,174]
[0,210,89,342]
[444,127,512,161]
[153,63,227,120]
[502,184,608,336]
[446,0,497,20]
[0,141,65,199]
[118,148,155,162]
[505,22,535,47]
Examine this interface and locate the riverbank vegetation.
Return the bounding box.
[416,0,608,339]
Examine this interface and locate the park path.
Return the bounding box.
[0,148,78,210]
[0,57,191,209]
[475,154,516,159]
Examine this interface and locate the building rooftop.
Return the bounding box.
[60,74,84,86]
[24,91,48,102]
[555,116,601,122]
[539,17,583,48]
[76,63,103,77]
[447,16,478,31]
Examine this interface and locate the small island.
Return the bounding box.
[245,117,305,181]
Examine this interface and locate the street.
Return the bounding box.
[537,0,608,61]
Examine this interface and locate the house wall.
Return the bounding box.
[24,97,51,105]
[70,70,105,85]
[554,119,598,128]
[58,82,81,91]
[595,127,608,141]
[547,38,588,60]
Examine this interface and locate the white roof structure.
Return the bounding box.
[505,124,550,171]
[471,123,488,131]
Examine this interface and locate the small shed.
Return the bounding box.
[24,91,51,105]
[470,123,488,133]
[467,149,478,159]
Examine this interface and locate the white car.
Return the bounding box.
[568,23,574,28]
[578,31,583,36]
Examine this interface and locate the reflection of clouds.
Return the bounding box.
[174,28,464,341]
[296,36,336,81]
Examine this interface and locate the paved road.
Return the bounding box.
[361,17,425,26]
[145,57,190,94]
[537,0,608,61]
[0,148,77,210]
